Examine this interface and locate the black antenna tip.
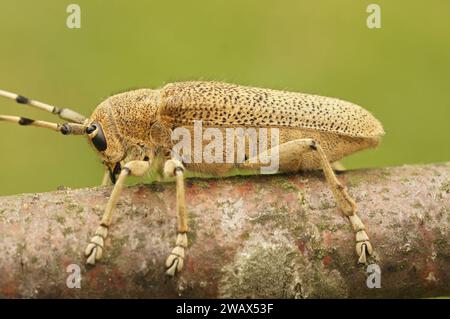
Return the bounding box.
[16,95,29,104]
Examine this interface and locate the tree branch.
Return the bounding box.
[0,163,449,298]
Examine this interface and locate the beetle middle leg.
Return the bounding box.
[85,160,150,265]
[242,138,373,264]
[163,158,188,276]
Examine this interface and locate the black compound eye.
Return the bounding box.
[86,122,107,152]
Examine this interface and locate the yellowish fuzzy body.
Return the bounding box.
[87,81,384,272]
[90,81,384,174]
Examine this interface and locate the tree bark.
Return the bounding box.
[0,163,449,298]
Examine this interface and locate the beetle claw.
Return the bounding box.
[85,225,108,265]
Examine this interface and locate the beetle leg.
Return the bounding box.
[242,138,372,264]
[163,158,188,276]
[85,160,150,265]
[101,167,112,186]
[306,139,372,264]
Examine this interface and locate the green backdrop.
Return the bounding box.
[0,0,449,195]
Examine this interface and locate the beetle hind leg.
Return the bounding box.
[242,138,373,264]
[308,139,373,264]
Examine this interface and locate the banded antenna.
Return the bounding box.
[0,89,86,124]
[0,88,88,135]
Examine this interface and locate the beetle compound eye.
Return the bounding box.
[92,126,107,151]
[86,122,107,152]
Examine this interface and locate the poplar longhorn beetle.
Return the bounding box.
[0,81,384,276]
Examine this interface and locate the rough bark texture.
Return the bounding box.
[0,163,449,298]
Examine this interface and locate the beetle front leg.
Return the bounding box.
[85,160,150,265]
[163,158,188,276]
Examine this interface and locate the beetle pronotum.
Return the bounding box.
[0,81,384,276]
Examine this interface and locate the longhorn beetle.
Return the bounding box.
[0,81,384,276]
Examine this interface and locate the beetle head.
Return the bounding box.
[86,89,160,171]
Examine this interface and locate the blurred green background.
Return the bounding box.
[0,0,449,195]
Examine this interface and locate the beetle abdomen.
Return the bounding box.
[159,81,384,139]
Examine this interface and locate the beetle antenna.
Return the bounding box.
[0,114,87,135]
[0,89,86,124]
